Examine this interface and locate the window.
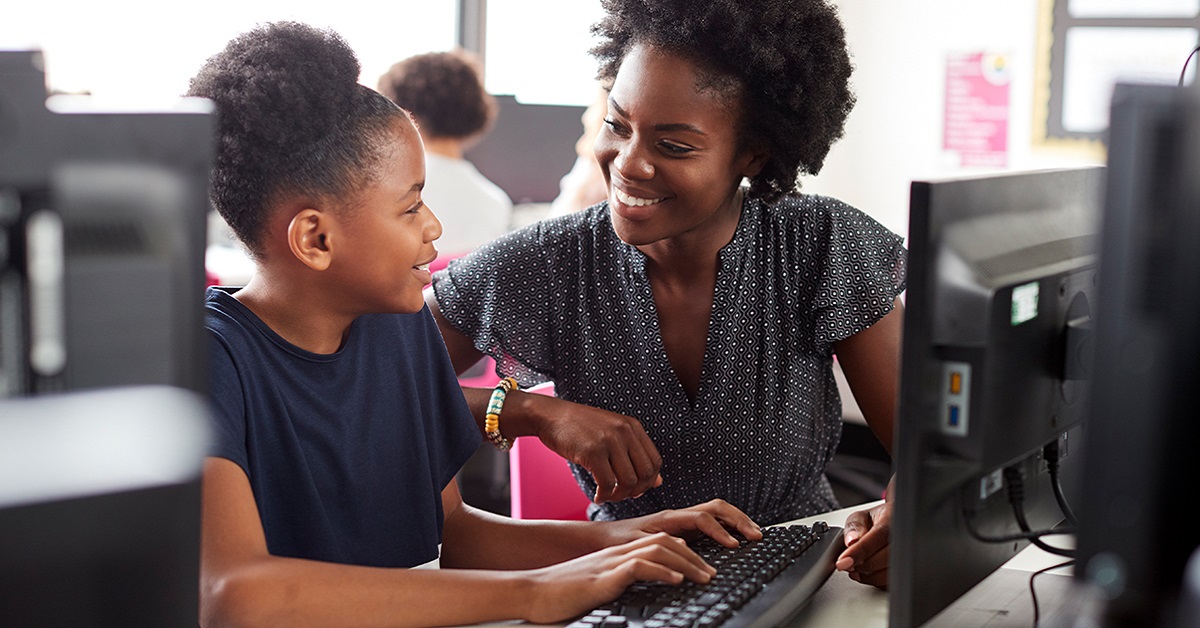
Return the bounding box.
[483,0,605,105]
[0,1,457,106]
[1035,0,1200,148]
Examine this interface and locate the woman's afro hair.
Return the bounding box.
[186,21,404,257]
[591,0,855,203]
[377,49,497,141]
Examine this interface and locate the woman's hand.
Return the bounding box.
[603,499,763,549]
[835,476,894,589]
[526,394,664,503]
[521,533,715,624]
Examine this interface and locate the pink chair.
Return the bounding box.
[508,383,592,521]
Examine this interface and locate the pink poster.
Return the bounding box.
[944,52,1010,168]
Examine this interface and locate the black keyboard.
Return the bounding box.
[571,522,844,628]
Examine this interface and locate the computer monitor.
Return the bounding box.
[0,49,214,396]
[0,49,214,625]
[0,386,210,626]
[889,166,1106,627]
[464,94,586,204]
[1076,82,1200,628]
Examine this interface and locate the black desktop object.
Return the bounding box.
[0,50,213,396]
[889,166,1105,627]
[0,50,214,626]
[464,94,585,204]
[1076,82,1200,628]
[0,387,211,627]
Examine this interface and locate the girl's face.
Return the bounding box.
[594,43,764,248]
[332,117,442,314]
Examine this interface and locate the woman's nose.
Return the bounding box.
[613,141,654,181]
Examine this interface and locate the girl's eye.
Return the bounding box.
[406,201,425,214]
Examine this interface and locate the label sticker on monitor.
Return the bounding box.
[940,361,971,436]
[980,468,1003,500]
[1011,281,1039,325]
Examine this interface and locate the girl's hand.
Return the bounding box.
[521,532,715,624]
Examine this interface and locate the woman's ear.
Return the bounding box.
[287,208,333,271]
[739,146,770,179]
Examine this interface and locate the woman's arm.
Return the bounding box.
[425,290,664,503]
[201,458,732,627]
[829,298,904,589]
[832,299,904,456]
[423,288,486,375]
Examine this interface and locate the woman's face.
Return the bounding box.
[594,43,763,248]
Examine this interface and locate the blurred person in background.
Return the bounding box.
[549,84,609,218]
[379,49,513,256]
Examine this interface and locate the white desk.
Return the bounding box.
[472,501,1086,628]
[788,501,1083,627]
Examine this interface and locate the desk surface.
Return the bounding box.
[790,501,1084,627]
[471,500,1087,628]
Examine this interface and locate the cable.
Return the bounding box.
[1043,440,1078,527]
[1030,559,1076,627]
[1005,466,1076,558]
[962,507,1075,543]
[1180,45,1200,87]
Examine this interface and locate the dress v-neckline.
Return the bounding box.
[630,199,753,411]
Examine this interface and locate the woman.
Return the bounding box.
[428,0,904,588]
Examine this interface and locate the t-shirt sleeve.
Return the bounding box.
[206,329,250,474]
[430,222,563,386]
[807,199,908,345]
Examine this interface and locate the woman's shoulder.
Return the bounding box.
[755,192,897,240]
[530,201,612,238]
[436,203,618,292]
[757,192,865,224]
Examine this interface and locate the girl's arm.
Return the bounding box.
[440,491,762,571]
[200,458,724,627]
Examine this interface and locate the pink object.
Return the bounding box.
[509,437,591,520]
[507,383,591,520]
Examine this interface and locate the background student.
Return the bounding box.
[377,49,513,256]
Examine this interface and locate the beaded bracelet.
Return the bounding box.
[484,377,519,451]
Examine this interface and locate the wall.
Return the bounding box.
[806,0,1103,240]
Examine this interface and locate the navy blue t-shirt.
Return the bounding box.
[205,287,480,568]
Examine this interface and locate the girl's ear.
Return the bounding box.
[287,208,333,271]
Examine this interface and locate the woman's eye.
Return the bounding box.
[604,118,630,136]
[406,201,425,214]
[660,142,693,155]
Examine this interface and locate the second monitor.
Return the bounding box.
[889,166,1105,627]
